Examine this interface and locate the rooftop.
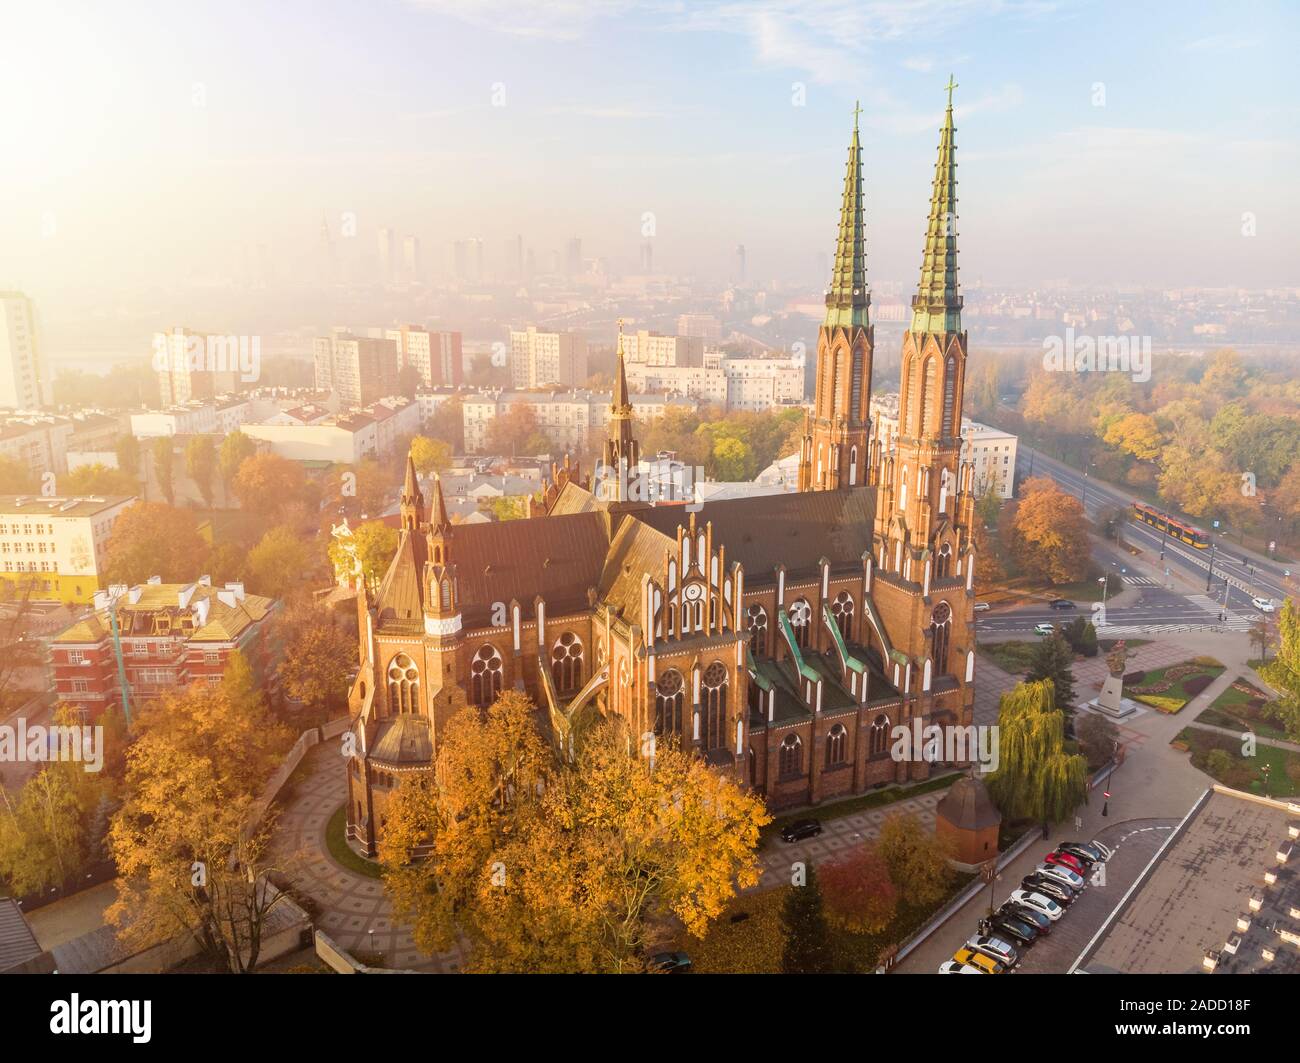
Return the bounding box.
[0,494,134,517]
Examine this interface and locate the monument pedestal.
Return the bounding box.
[1087,675,1137,719]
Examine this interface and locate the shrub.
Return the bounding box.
[1123,670,1146,685]
[1192,656,1224,668]
[1134,693,1185,713]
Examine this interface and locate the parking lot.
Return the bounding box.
[910,816,1179,974]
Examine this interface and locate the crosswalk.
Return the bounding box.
[1185,594,1254,630]
[1122,576,1160,586]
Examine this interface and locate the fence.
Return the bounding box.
[246,714,350,831]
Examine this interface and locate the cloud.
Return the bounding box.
[903,57,935,73]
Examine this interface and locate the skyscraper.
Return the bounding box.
[402,235,422,282]
[377,228,396,283]
[0,292,44,409]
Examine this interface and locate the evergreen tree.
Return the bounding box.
[1027,631,1076,708]
[781,861,836,974]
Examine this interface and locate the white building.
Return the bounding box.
[0,493,136,603]
[624,351,805,414]
[620,331,704,367]
[241,397,419,465]
[0,292,45,409]
[508,327,588,388]
[0,416,74,479]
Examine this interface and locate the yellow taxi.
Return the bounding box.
[952,946,1006,974]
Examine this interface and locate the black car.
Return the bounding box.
[987,912,1041,947]
[999,901,1051,936]
[1058,840,1109,865]
[1049,599,1076,610]
[646,951,692,973]
[1022,873,1077,906]
[780,818,823,843]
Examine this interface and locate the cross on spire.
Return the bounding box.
[852,99,862,129]
[945,75,958,110]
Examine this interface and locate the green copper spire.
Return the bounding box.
[911,77,962,335]
[824,101,870,330]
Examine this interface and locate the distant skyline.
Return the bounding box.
[2,0,1297,326]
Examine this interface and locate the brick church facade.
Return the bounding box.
[346,87,979,856]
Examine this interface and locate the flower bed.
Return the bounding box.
[1195,676,1284,740]
[1125,658,1224,714]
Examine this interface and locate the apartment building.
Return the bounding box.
[154,328,244,406]
[619,330,704,367]
[508,327,588,388]
[384,326,463,388]
[241,397,419,464]
[0,292,45,409]
[49,577,279,715]
[0,416,73,479]
[0,494,136,603]
[313,332,399,406]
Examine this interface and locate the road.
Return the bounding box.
[1017,448,1293,613]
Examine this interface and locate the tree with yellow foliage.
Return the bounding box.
[378,693,770,972]
[1006,478,1090,584]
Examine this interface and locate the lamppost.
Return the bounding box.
[1097,575,1110,627]
[1158,510,1170,561]
[1205,538,1217,594]
[1261,763,1272,799]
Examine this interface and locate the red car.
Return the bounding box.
[1045,850,1086,876]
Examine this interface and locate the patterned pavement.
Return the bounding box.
[269,743,464,973]
[751,793,943,890]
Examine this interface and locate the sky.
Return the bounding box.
[1,0,1297,317]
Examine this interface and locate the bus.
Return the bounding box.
[1132,502,1210,549]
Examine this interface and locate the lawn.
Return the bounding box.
[1173,727,1300,797]
[675,872,974,973]
[762,772,957,841]
[1125,658,1224,714]
[325,804,384,879]
[1194,676,1286,740]
[980,641,1040,675]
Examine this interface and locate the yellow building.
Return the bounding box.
[0,494,136,604]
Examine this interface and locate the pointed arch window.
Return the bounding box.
[789,597,812,650]
[470,644,503,707]
[702,661,728,751]
[935,542,953,581]
[920,356,938,436]
[655,669,684,738]
[942,355,957,434]
[830,591,855,642]
[869,714,890,756]
[930,601,952,676]
[551,632,583,694]
[387,654,420,714]
[826,723,847,767]
[779,734,803,778]
[746,604,769,656]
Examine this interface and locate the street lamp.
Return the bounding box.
[1097,575,1110,627]
[1205,538,1217,594]
[1261,763,1271,799]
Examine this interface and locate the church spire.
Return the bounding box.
[600,319,641,505]
[399,450,424,531]
[429,473,451,536]
[824,101,870,330]
[911,77,962,335]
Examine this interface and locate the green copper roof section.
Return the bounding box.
[824,102,870,330]
[911,77,962,335]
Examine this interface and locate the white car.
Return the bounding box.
[973,602,991,612]
[1252,597,1275,613]
[1036,863,1086,891]
[964,934,1020,967]
[938,960,984,974]
[1009,889,1064,922]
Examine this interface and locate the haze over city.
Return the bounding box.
[3,0,1297,346]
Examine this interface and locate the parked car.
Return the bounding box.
[780,818,822,843]
[645,951,692,973]
[987,911,1041,946]
[1252,596,1276,613]
[998,901,1051,936]
[1009,889,1064,921]
[1034,622,1055,636]
[938,960,984,974]
[1022,873,1076,906]
[973,602,991,612]
[1050,599,1076,610]
[1054,842,1099,868]
[964,934,1020,968]
[1043,851,1088,879]
[1058,840,1111,864]
[1036,862,1086,891]
[952,946,1006,975]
